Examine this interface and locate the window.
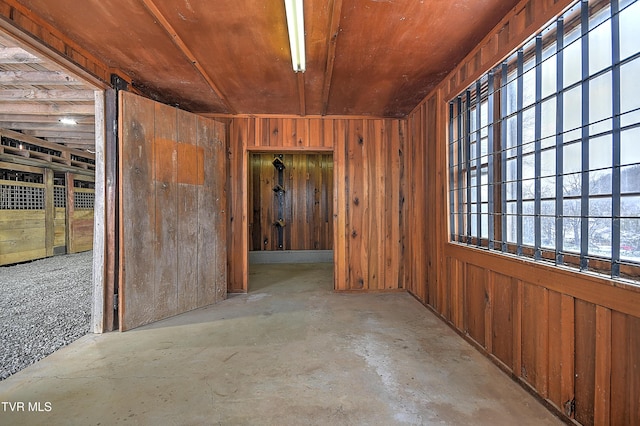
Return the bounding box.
[449,0,640,280]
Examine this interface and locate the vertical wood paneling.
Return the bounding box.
[119,92,226,330]
[491,272,514,368]
[153,102,178,317]
[610,311,640,426]
[176,110,198,312]
[465,264,487,347]
[575,299,596,426]
[212,120,228,302]
[521,282,549,396]
[228,116,405,293]
[548,290,562,406]
[334,120,348,291]
[227,118,248,292]
[119,92,155,329]
[401,1,640,425]
[368,120,381,290]
[594,306,611,426]
[197,117,218,305]
[389,120,401,289]
[512,279,523,393]
[349,119,366,289]
[426,97,439,310]
[249,153,333,251]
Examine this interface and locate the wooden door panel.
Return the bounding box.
[119,91,226,331]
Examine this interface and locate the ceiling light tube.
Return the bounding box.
[59,118,77,125]
[284,0,306,72]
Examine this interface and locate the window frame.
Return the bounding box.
[448,0,640,282]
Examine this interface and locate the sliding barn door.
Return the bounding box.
[118,91,226,331]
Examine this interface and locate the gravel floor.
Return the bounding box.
[0,251,92,380]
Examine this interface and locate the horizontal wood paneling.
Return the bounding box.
[0,209,45,264]
[0,175,92,264]
[227,116,405,293]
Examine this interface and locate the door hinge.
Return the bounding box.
[564,398,575,417]
[113,296,119,312]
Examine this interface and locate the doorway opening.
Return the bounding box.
[0,26,106,378]
[248,152,334,291]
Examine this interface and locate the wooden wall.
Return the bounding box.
[0,0,115,87]
[119,92,227,331]
[406,0,640,424]
[249,153,333,251]
[0,164,94,265]
[225,116,406,293]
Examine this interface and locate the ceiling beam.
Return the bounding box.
[321,0,343,116]
[0,47,41,64]
[0,121,95,133]
[0,114,94,124]
[0,89,95,102]
[22,129,94,139]
[0,70,85,86]
[0,102,95,115]
[140,0,236,114]
[44,139,95,148]
[297,72,306,116]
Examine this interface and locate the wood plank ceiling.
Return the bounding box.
[0,30,96,150]
[8,0,521,120]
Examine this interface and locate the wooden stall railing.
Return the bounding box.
[0,129,95,265]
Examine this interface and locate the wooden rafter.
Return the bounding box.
[0,102,95,115]
[0,46,41,63]
[321,0,343,116]
[0,89,95,102]
[0,70,84,85]
[297,72,306,117]
[140,0,236,114]
[0,121,94,133]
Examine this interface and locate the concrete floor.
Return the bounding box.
[0,263,562,425]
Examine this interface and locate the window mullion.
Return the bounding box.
[611,0,621,278]
[449,102,456,241]
[488,72,496,250]
[535,35,543,260]
[457,97,464,242]
[580,0,590,271]
[517,50,524,256]
[475,81,483,246]
[555,17,565,266]
[501,62,509,252]
[465,90,473,244]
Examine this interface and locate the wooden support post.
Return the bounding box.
[91,90,106,334]
[65,172,75,253]
[104,86,119,331]
[44,168,54,257]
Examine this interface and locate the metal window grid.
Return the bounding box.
[447,0,640,280]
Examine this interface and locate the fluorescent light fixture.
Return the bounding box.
[59,118,77,125]
[284,0,306,72]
